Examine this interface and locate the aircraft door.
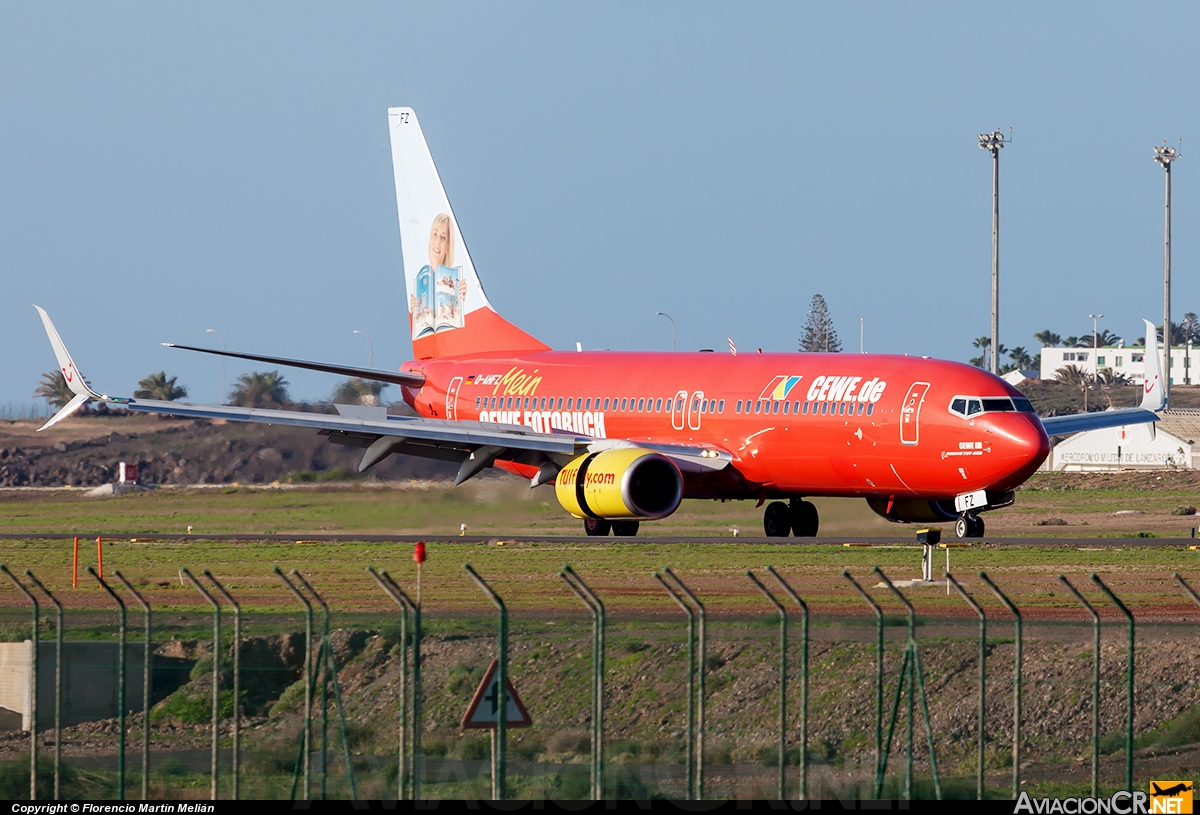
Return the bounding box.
[445,376,464,421]
[899,382,930,445]
[671,389,687,431]
[688,390,704,431]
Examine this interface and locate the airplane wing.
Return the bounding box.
[1039,319,1167,438]
[33,307,731,484]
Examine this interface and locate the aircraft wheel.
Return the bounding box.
[956,515,984,539]
[584,518,612,537]
[611,520,640,537]
[791,500,819,537]
[763,501,792,537]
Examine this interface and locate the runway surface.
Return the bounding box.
[0,531,1195,546]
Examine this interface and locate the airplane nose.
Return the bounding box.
[990,413,1050,487]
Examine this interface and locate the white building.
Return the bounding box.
[1039,345,1200,385]
[1043,409,1200,471]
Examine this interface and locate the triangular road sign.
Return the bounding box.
[461,659,532,729]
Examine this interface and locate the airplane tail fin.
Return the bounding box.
[1140,319,1167,411]
[388,107,549,360]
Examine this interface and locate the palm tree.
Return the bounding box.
[970,336,1008,369]
[1077,329,1121,348]
[331,378,387,406]
[228,371,289,407]
[1056,364,1095,410]
[33,371,75,410]
[1008,346,1034,370]
[133,372,188,401]
[1033,330,1062,348]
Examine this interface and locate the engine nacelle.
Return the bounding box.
[555,449,683,520]
[866,497,958,524]
[866,491,1015,523]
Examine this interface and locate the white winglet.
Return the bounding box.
[1140,318,1166,412]
[33,305,106,431]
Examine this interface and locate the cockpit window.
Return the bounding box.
[951,395,1032,418]
[981,398,1015,412]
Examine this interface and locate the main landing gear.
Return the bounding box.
[763,498,820,538]
[584,518,640,537]
[955,514,985,539]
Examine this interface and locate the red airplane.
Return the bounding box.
[34,108,1166,539]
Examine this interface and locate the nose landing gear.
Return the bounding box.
[762,498,820,538]
[955,514,984,539]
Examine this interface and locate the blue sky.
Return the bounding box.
[1,3,1196,408]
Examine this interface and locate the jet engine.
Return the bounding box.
[866,497,958,524]
[555,449,683,520]
[866,491,1015,523]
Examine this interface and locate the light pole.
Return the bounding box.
[860,317,864,354]
[1153,143,1181,405]
[656,312,676,351]
[1088,314,1103,408]
[352,330,374,367]
[979,129,1011,375]
[205,328,226,403]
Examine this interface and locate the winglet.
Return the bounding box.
[33,305,106,430]
[1140,318,1166,412]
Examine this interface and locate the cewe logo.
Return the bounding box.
[1150,781,1194,814]
[759,375,803,401]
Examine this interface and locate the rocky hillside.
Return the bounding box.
[0,414,455,487]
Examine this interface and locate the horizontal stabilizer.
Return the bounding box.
[163,344,426,388]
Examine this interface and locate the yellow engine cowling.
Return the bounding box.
[555,449,683,520]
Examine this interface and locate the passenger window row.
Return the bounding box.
[474,395,727,414]
[735,399,875,417]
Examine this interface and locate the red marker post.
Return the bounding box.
[414,541,426,609]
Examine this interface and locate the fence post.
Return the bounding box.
[653,570,696,799]
[663,567,706,800]
[746,571,787,799]
[368,568,418,800]
[203,573,240,800]
[874,567,941,801]
[841,570,884,799]
[381,570,422,800]
[559,565,605,800]
[24,572,61,801]
[1175,573,1200,608]
[113,572,152,801]
[290,571,358,801]
[1057,576,1100,797]
[89,566,125,801]
[275,567,313,800]
[946,572,986,801]
[978,571,1021,799]
[767,566,809,800]
[1,565,38,801]
[1092,574,1134,791]
[180,568,220,800]
[464,564,508,801]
